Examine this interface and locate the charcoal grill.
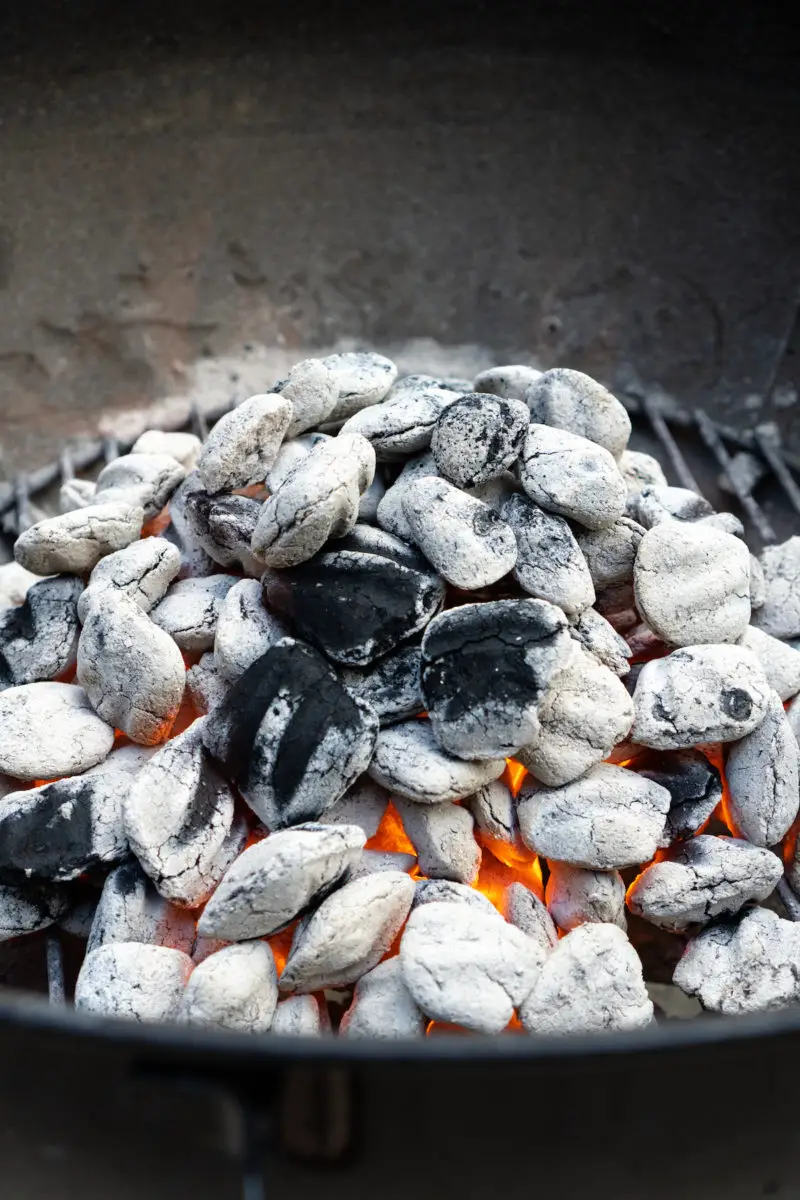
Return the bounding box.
[1,0,800,1196]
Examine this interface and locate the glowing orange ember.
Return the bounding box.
[365,802,417,858]
[503,757,527,796]
[476,847,543,909]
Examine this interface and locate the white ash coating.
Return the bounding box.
[501,494,595,616]
[399,901,546,1034]
[725,690,799,846]
[413,877,500,918]
[518,424,627,531]
[59,478,98,512]
[619,449,668,501]
[466,779,519,846]
[172,476,262,576]
[0,574,82,689]
[393,798,480,885]
[752,537,800,640]
[627,835,783,931]
[472,364,543,399]
[466,471,520,511]
[0,561,42,610]
[516,644,634,786]
[124,719,246,907]
[271,995,323,1036]
[132,429,202,470]
[504,882,559,952]
[340,645,425,727]
[697,511,746,538]
[524,368,631,459]
[568,607,631,677]
[77,591,186,745]
[0,881,68,941]
[351,849,417,878]
[341,391,447,460]
[75,943,193,1022]
[323,351,398,421]
[402,476,517,589]
[95,453,186,520]
[276,358,339,437]
[376,451,439,543]
[186,652,231,714]
[545,862,627,932]
[252,433,376,568]
[634,485,714,529]
[750,554,767,609]
[280,870,414,993]
[178,941,279,1032]
[673,907,800,1015]
[213,579,288,682]
[87,859,196,955]
[737,626,800,701]
[430,393,529,488]
[368,720,505,804]
[633,522,751,646]
[340,956,426,1039]
[151,574,239,652]
[518,763,670,869]
[14,501,144,576]
[197,822,366,941]
[324,777,389,840]
[197,393,293,493]
[632,644,770,749]
[77,536,181,622]
[0,682,115,781]
[266,432,332,493]
[577,517,645,590]
[518,923,653,1035]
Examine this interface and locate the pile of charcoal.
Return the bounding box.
[2,352,800,1037]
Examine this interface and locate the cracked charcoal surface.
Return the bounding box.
[638,749,723,847]
[132,429,202,470]
[466,779,519,847]
[75,943,194,1022]
[627,835,783,931]
[516,644,634,786]
[275,358,339,438]
[197,393,292,493]
[214,579,289,683]
[186,652,231,714]
[368,719,505,803]
[633,522,751,646]
[634,485,715,529]
[341,390,448,460]
[280,869,414,993]
[752,537,800,640]
[413,877,500,918]
[151,575,239,652]
[324,777,389,839]
[340,956,426,1039]
[546,862,627,932]
[501,494,594,616]
[568,607,631,677]
[402,476,517,589]
[376,451,439,543]
[0,682,115,781]
[264,527,445,667]
[577,517,645,590]
[0,574,82,690]
[197,822,365,941]
[472,364,542,399]
[393,797,480,884]
[518,763,670,869]
[14,501,144,576]
[519,923,653,1034]
[87,859,196,955]
[124,719,246,907]
[173,477,263,576]
[339,644,425,726]
[738,626,800,701]
[673,907,800,1015]
[323,351,398,421]
[632,644,770,749]
[524,368,631,459]
[95,453,186,520]
[518,424,627,531]
[504,883,559,952]
[179,941,279,1032]
[252,433,376,568]
[77,591,186,745]
[0,881,68,941]
[266,432,332,493]
[77,536,181,622]
[399,900,546,1034]
[271,995,323,1036]
[430,393,529,488]
[421,599,573,759]
[725,690,799,846]
[202,638,379,829]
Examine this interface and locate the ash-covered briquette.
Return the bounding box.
[124,720,246,907]
[77,537,181,622]
[266,432,332,492]
[430,392,529,488]
[518,923,653,1035]
[376,451,439,542]
[500,494,594,616]
[724,690,799,846]
[0,681,115,781]
[0,880,68,942]
[401,476,518,589]
[546,862,626,932]
[576,517,645,591]
[523,368,632,459]
[352,849,417,877]
[392,798,480,885]
[568,607,631,677]
[737,626,800,701]
[412,877,500,918]
[273,359,339,437]
[87,859,196,955]
[186,652,231,715]
[0,574,82,690]
[340,956,426,1039]
[178,941,279,1032]
[271,994,324,1036]
[752,536,800,640]
[324,777,389,839]
[420,599,573,760]
[0,562,41,611]
[172,477,262,576]
[279,870,414,993]
[322,351,398,421]
[339,644,425,726]
[638,749,723,846]
[673,907,800,1015]
[519,424,627,531]
[132,428,202,470]
[75,943,194,1022]
[197,822,365,941]
[213,579,288,683]
[632,644,770,749]
[627,835,783,931]
[202,638,378,829]
[518,763,671,869]
[341,389,449,460]
[367,719,506,803]
[60,477,98,512]
[399,900,546,1034]
[77,591,186,745]
[504,882,559,952]
[94,452,186,519]
[14,501,144,576]
[619,449,668,502]
[197,392,292,493]
[466,778,519,847]
[634,484,715,529]
[263,526,445,667]
[151,575,239,652]
[472,364,542,399]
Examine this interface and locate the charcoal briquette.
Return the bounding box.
[0,682,115,781]
[501,494,595,616]
[0,574,82,690]
[178,940,279,1032]
[14,501,144,576]
[151,574,239,652]
[75,943,194,1021]
[368,719,505,803]
[77,536,181,622]
[197,393,292,493]
[524,368,631,459]
[340,956,426,1039]
[518,424,627,531]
